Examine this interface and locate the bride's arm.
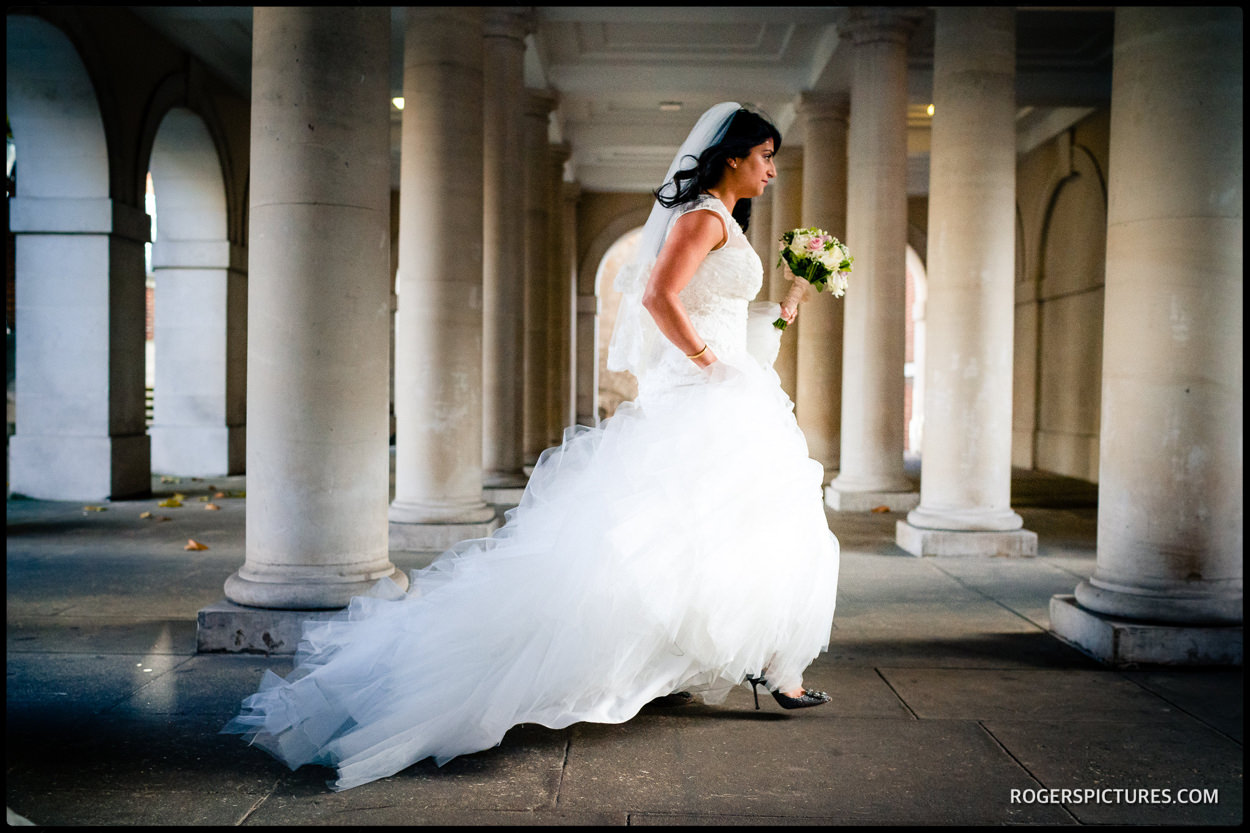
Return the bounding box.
[642,210,725,368]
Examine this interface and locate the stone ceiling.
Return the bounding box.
[128,6,1113,194]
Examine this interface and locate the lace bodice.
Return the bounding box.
[641,195,764,396]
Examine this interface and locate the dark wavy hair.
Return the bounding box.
[653,107,782,232]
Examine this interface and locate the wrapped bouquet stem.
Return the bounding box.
[773,228,853,330]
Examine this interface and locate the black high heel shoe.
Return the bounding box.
[745,676,831,710]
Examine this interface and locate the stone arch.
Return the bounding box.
[578,207,651,297]
[135,69,243,247]
[7,13,151,499]
[594,226,644,420]
[6,14,109,200]
[145,106,244,475]
[573,205,649,426]
[1032,147,1107,482]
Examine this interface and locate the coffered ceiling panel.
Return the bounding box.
[128,6,1115,194]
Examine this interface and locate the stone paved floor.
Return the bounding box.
[5,465,1243,825]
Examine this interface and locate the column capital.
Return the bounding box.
[798,90,850,123]
[484,6,535,41]
[841,7,926,47]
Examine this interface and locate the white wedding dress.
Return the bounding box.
[223,194,839,791]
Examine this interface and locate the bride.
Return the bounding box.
[223,101,840,792]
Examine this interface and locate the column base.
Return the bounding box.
[825,485,919,512]
[224,566,409,610]
[389,514,502,552]
[483,485,526,505]
[895,520,1037,557]
[1049,594,1243,667]
[483,472,528,505]
[197,598,342,655]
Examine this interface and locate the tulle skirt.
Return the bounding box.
[222,352,839,791]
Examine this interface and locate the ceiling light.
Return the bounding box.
[392,97,405,111]
[659,101,682,112]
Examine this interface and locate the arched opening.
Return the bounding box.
[593,226,642,421]
[146,106,239,476]
[7,14,150,499]
[574,201,651,426]
[904,243,927,455]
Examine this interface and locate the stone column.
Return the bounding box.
[546,144,573,446]
[521,90,557,469]
[895,7,1036,557]
[769,148,803,400]
[221,6,404,615]
[388,7,499,552]
[1050,7,1242,665]
[482,7,533,496]
[796,92,850,481]
[827,7,923,513]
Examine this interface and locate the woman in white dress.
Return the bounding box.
[223,102,840,792]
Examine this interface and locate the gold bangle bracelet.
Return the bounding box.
[687,344,709,360]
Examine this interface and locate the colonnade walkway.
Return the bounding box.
[5,459,1242,825]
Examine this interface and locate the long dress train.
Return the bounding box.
[222,193,839,791]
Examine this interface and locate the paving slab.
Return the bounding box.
[828,621,1101,670]
[557,710,1072,825]
[7,615,199,655]
[6,708,284,793]
[984,716,1242,825]
[628,812,853,825]
[4,786,272,827]
[241,723,569,824]
[116,654,295,717]
[6,652,192,714]
[1120,669,1244,743]
[878,668,1187,723]
[925,557,1095,628]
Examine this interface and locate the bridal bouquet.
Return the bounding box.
[774,228,853,329]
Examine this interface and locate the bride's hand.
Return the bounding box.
[691,346,718,369]
[779,278,807,326]
[704,358,743,385]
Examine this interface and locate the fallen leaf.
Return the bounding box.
[206,485,217,491]
[173,493,187,501]
[157,498,182,508]
[214,492,227,499]
[197,495,211,502]
[139,511,152,519]
[204,503,220,511]
[871,505,890,513]
[82,505,107,512]
[184,539,209,551]
[159,476,180,484]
